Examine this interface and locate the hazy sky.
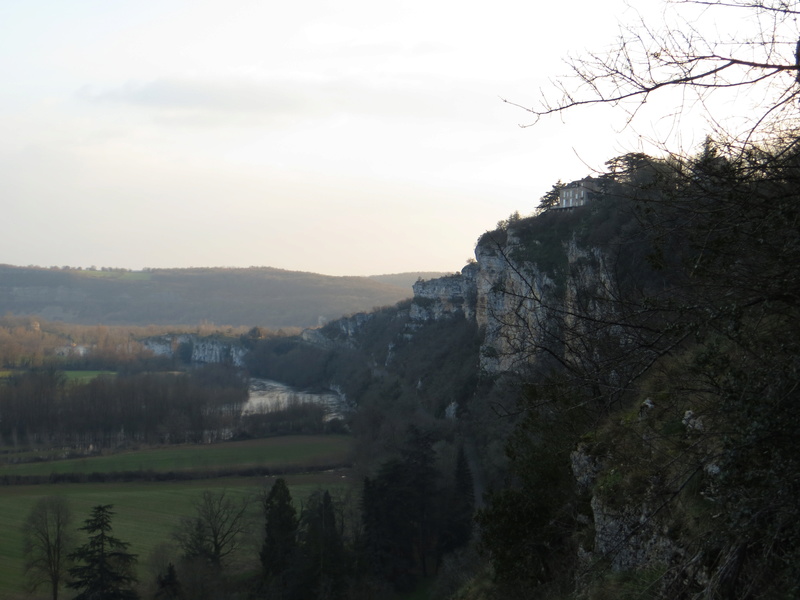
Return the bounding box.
[0,0,734,276]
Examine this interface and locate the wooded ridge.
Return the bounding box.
[0,265,445,328]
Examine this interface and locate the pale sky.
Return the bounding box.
[0,0,757,276]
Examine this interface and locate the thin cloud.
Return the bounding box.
[77,74,479,124]
[79,78,309,114]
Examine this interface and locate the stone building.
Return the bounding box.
[557,177,601,209]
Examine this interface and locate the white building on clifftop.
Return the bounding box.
[557,177,601,209]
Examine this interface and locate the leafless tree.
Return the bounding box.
[172,490,251,570]
[505,0,800,148]
[22,496,74,600]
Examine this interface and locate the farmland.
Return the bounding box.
[1,435,353,478]
[0,435,354,599]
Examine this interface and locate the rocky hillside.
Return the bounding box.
[112,147,800,598]
[236,148,800,599]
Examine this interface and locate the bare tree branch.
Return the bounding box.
[508,0,800,144]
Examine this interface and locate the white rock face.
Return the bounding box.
[407,226,619,376]
[410,265,477,322]
[140,335,188,356]
[301,312,375,348]
[474,238,558,374]
[191,338,247,367]
[409,229,562,375]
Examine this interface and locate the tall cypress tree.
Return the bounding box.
[362,459,418,590]
[361,425,440,590]
[440,445,475,555]
[399,425,437,578]
[260,478,298,584]
[67,504,138,600]
[297,490,345,600]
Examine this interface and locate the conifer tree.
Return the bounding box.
[361,425,440,590]
[67,504,138,600]
[260,478,298,583]
[440,446,474,555]
[297,490,345,600]
[154,563,182,599]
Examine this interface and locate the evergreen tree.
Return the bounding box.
[154,563,182,599]
[398,425,438,578]
[67,504,139,600]
[536,180,565,213]
[361,425,440,591]
[362,460,417,590]
[260,478,298,585]
[296,490,345,600]
[440,446,474,555]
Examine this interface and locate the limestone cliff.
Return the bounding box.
[141,334,247,367]
[300,311,376,348]
[407,216,684,585]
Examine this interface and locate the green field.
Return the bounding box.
[2,435,353,477]
[0,370,116,383]
[62,370,117,382]
[0,436,355,599]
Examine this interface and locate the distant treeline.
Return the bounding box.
[0,365,247,447]
[0,313,259,370]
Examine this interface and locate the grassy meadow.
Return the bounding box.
[61,370,116,382]
[0,435,354,599]
[0,370,115,383]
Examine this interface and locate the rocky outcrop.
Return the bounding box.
[571,443,679,575]
[191,337,247,366]
[474,234,558,374]
[141,334,247,367]
[588,496,680,572]
[301,311,376,348]
[410,228,561,374]
[410,220,685,581]
[410,265,477,322]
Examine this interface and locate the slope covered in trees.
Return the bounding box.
[0,265,421,328]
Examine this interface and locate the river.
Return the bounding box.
[243,378,347,421]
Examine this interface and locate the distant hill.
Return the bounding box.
[0,265,415,328]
